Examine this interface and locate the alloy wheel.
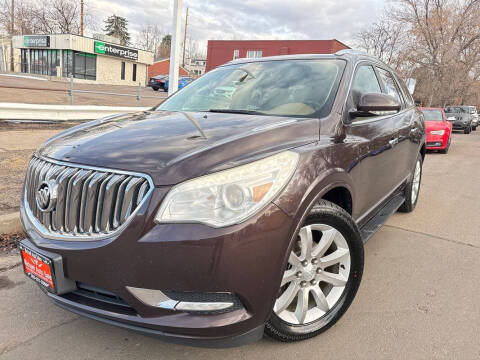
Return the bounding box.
[274,224,351,325]
[411,159,421,204]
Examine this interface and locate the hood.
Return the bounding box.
[425,120,448,130]
[38,111,318,185]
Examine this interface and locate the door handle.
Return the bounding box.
[389,138,399,147]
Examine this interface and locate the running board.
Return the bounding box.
[359,195,405,243]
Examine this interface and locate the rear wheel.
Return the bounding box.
[473,125,477,131]
[265,200,364,342]
[398,153,422,213]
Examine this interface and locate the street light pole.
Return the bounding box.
[10,0,14,72]
[168,0,182,96]
[182,7,189,67]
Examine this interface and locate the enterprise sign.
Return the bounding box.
[24,35,50,48]
[94,41,138,61]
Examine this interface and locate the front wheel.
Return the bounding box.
[398,153,422,213]
[473,125,477,131]
[265,200,364,342]
[464,126,471,134]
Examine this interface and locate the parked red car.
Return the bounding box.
[419,107,452,153]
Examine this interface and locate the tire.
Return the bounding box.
[265,200,364,342]
[440,137,450,154]
[473,125,477,131]
[152,87,159,92]
[398,153,422,213]
[464,126,471,134]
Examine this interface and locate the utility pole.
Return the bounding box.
[168,0,182,96]
[182,7,189,67]
[80,0,84,36]
[10,0,14,72]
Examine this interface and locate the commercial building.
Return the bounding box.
[206,39,350,72]
[148,58,188,79]
[11,34,154,86]
[184,58,206,76]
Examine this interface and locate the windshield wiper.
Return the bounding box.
[208,109,267,115]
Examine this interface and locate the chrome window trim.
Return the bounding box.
[22,155,154,242]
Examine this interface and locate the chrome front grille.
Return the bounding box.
[23,156,153,240]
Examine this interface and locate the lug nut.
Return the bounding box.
[301,260,309,267]
[316,268,322,274]
[300,281,307,288]
[296,271,302,278]
[311,258,318,265]
[310,280,317,285]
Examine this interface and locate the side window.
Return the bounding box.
[351,65,382,107]
[376,67,402,104]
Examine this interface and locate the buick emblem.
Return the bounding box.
[36,180,58,212]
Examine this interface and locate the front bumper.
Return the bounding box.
[452,122,469,130]
[20,188,294,346]
[426,133,448,150]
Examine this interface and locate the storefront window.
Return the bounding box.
[62,50,96,80]
[27,49,60,76]
[63,50,73,77]
[21,49,28,73]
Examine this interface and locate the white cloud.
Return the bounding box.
[87,0,385,51]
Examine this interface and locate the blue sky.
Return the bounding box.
[89,0,385,50]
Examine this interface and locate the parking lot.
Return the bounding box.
[0,130,479,360]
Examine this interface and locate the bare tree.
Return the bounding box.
[356,0,480,107]
[137,24,163,53]
[0,0,97,36]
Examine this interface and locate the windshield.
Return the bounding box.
[445,106,465,113]
[157,59,346,118]
[421,110,443,121]
[470,106,477,114]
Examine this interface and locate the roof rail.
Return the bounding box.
[335,49,369,56]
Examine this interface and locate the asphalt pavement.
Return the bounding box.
[0,131,479,360]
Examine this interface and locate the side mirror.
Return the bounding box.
[350,93,401,118]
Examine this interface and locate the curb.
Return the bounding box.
[0,212,22,235]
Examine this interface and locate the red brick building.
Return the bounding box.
[148,58,189,79]
[206,39,350,72]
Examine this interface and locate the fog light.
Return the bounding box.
[126,286,236,312]
[175,302,234,311]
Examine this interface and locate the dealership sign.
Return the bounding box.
[94,41,138,61]
[24,36,50,48]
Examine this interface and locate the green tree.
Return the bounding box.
[103,15,130,46]
[157,34,171,58]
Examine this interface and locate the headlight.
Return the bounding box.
[155,151,299,227]
[430,130,445,135]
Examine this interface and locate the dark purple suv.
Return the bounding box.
[19,50,425,347]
